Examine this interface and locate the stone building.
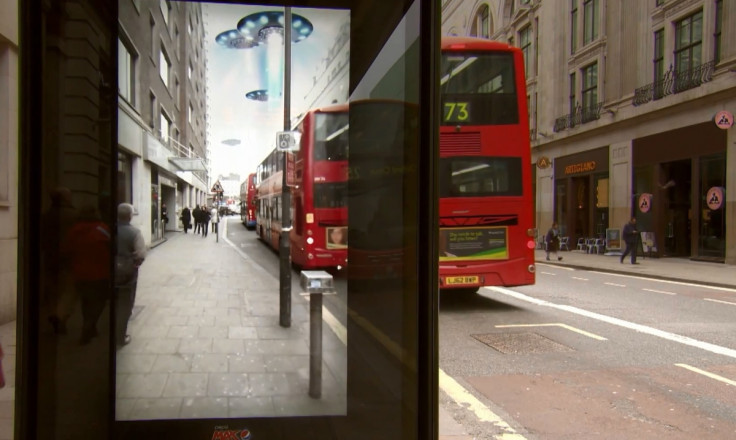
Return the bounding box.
[442,0,736,263]
[118,0,209,245]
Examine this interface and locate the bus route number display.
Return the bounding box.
[443,101,470,123]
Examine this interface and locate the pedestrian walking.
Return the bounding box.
[210,205,219,235]
[545,222,563,261]
[202,206,210,237]
[61,204,111,345]
[620,216,639,264]
[180,206,191,233]
[192,205,201,234]
[115,203,146,348]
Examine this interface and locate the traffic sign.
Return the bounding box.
[276,131,301,152]
[211,181,224,193]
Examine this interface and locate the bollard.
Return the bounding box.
[299,270,335,398]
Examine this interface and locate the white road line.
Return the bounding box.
[495,323,607,341]
[675,363,736,386]
[539,271,557,275]
[704,298,736,307]
[439,370,527,440]
[537,263,575,271]
[643,288,677,296]
[485,286,736,360]
[572,277,589,281]
[588,270,736,293]
[604,282,626,287]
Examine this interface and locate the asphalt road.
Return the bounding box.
[225,217,736,439]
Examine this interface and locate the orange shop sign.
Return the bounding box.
[564,161,596,175]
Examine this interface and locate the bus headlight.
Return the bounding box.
[306,237,314,245]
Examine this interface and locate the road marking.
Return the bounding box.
[537,263,574,271]
[439,369,527,440]
[704,298,736,307]
[643,288,676,296]
[495,323,607,341]
[604,282,626,287]
[675,363,736,386]
[572,276,589,281]
[485,286,736,360]
[588,271,736,293]
[540,271,557,276]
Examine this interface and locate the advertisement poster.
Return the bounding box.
[606,228,621,250]
[439,227,508,261]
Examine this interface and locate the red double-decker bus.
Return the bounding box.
[240,173,257,229]
[255,103,348,270]
[439,36,536,292]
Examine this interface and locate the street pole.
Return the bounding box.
[279,7,292,328]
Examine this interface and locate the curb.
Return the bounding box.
[536,259,736,290]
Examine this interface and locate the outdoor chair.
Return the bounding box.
[576,237,587,251]
[559,236,570,251]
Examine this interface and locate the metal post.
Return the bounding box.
[279,7,292,328]
[308,292,322,398]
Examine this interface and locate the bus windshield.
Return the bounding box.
[314,112,349,161]
[440,52,518,125]
[439,156,522,197]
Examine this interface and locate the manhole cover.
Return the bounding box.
[472,332,573,354]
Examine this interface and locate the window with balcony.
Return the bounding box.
[569,72,576,113]
[674,10,703,87]
[570,0,578,53]
[520,25,532,76]
[581,62,598,114]
[653,29,664,98]
[159,47,170,87]
[118,38,136,106]
[714,0,723,64]
[160,110,170,143]
[583,0,598,44]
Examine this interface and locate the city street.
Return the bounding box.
[221,217,736,439]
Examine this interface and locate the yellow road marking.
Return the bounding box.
[439,369,527,440]
[675,363,736,386]
[495,323,607,341]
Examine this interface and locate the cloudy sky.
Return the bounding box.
[203,3,349,181]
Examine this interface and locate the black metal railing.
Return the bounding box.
[632,60,714,106]
[553,102,603,132]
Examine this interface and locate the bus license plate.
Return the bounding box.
[446,276,478,285]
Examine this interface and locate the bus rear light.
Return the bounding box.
[528,264,536,273]
[526,240,536,249]
[306,237,314,245]
[307,253,314,260]
[306,213,314,224]
[527,228,536,237]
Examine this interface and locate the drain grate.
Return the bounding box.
[472,332,573,354]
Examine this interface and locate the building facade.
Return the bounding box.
[118,0,209,245]
[442,0,736,264]
[0,0,18,324]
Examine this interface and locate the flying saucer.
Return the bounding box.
[215,29,260,49]
[236,11,314,44]
[245,90,271,101]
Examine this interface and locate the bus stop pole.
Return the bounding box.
[279,7,292,328]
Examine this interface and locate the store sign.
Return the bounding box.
[706,186,724,210]
[713,111,734,130]
[564,160,596,175]
[638,193,652,213]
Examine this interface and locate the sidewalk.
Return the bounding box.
[535,248,736,289]
[0,226,734,439]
